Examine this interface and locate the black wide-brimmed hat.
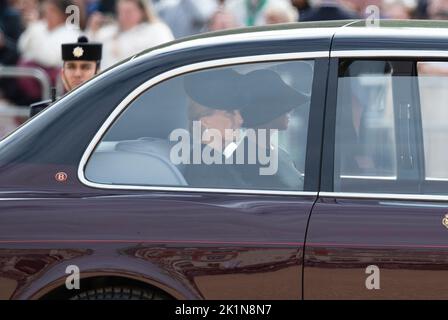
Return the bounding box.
[61,36,102,62]
[183,69,243,111]
[239,69,310,127]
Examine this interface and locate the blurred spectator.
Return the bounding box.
[428,0,448,19]
[208,4,239,31]
[85,0,100,16]
[0,0,23,104]
[291,0,312,21]
[97,0,118,15]
[334,0,382,18]
[17,0,80,104]
[156,0,218,38]
[300,0,359,21]
[382,0,417,19]
[225,0,292,27]
[0,0,23,65]
[414,0,429,18]
[339,0,363,14]
[264,1,298,24]
[87,0,173,69]
[11,0,39,28]
[83,0,118,17]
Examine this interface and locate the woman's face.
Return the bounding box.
[200,110,243,143]
[117,0,144,31]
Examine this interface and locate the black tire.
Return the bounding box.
[69,286,167,300]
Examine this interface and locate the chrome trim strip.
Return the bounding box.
[340,175,397,180]
[0,198,67,201]
[379,201,448,208]
[319,192,448,201]
[426,177,448,182]
[332,50,448,58]
[78,52,328,196]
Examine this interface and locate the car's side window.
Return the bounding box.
[85,60,315,191]
[334,58,448,196]
[334,60,401,193]
[417,62,448,182]
[335,60,397,180]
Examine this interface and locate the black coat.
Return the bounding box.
[234,138,304,191]
[184,139,304,191]
[184,143,250,189]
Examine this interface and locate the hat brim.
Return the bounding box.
[183,69,243,111]
[240,70,310,127]
[62,43,102,61]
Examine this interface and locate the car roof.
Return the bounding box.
[129,19,448,64]
[135,20,353,57]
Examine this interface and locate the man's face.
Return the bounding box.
[62,61,97,90]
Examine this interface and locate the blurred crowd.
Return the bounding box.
[0,0,446,106]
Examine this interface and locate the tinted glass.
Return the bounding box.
[335,59,448,195]
[335,61,397,188]
[418,62,448,181]
[85,60,315,191]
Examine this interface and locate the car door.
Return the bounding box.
[304,53,448,299]
[73,54,329,300]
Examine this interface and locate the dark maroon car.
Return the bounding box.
[2,20,448,300]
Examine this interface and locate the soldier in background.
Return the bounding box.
[29,35,102,117]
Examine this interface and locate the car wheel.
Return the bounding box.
[69,286,167,300]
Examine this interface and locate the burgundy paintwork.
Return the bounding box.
[304,197,448,299]
[0,164,313,300]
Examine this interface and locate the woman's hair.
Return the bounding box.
[117,0,158,23]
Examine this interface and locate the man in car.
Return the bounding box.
[236,68,310,191]
[29,35,102,117]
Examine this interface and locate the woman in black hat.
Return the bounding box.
[182,69,249,189]
[236,69,310,191]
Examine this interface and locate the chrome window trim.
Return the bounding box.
[78,52,328,196]
[332,50,448,58]
[426,177,448,182]
[336,26,448,38]
[319,192,448,202]
[340,175,397,180]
